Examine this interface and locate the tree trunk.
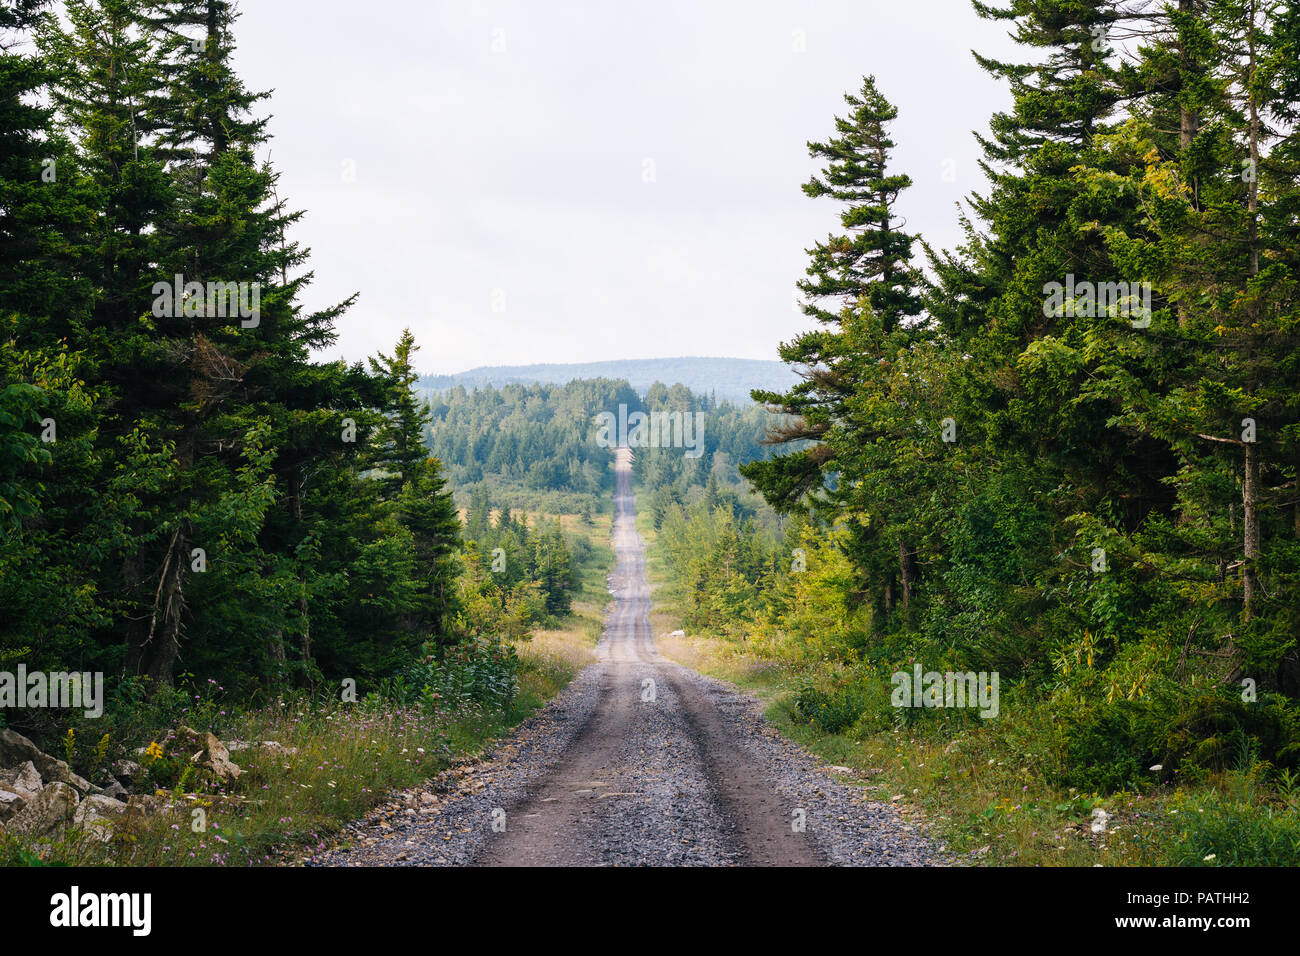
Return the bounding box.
[899,538,915,612]
[1246,0,1260,278]
[145,527,187,687]
[266,630,287,686]
[289,470,313,686]
[1176,0,1198,328]
[1242,441,1260,622]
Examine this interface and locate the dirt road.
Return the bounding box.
[310,449,943,866]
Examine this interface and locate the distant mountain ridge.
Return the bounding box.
[418,357,797,405]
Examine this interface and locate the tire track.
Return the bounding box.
[308,447,946,867]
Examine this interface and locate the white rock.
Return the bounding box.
[73,793,127,842]
[0,787,28,823]
[8,781,78,837]
[0,729,91,792]
[112,758,143,780]
[0,760,42,799]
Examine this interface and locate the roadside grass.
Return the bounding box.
[2,508,614,867]
[3,698,473,866]
[639,504,1300,867]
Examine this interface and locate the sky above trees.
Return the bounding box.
[230,0,1020,374]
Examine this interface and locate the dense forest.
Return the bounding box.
[643,0,1300,861]
[423,376,781,514]
[5,0,1300,872]
[423,378,635,510]
[418,357,798,405]
[0,0,466,699]
[0,0,602,759]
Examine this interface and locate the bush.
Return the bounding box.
[382,637,519,715]
[793,672,873,734]
[1165,790,1300,866]
[1053,690,1300,794]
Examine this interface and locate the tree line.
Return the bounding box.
[0,1,571,717]
[698,0,1300,786]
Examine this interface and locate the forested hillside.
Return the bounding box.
[4,0,1299,878]
[423,377,782,515]
[418,357,798,406]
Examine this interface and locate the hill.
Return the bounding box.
[418,357,797,405]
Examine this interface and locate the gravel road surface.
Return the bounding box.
[306,449,946,867]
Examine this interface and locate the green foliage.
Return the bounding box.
[381,638,520,716]
[715,2,1300,818]
[0,2,585,748]
[1165,789,1300,866]
[425,378,630,502]
[793,671,877,734]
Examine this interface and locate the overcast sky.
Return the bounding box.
[231,1,1020,375]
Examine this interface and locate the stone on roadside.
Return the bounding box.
[8,781,78,837]
[173,726,242,782]
[73,793,127,842]
[0,729,92,793]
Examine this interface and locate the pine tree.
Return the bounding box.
[742,76,926,615]
[367,329,432,496]
[744,77,922,508]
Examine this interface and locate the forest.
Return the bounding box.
[0,0,614,865]
[423,376,780,514]
[644,0,1300,865]
[3,0,1300,873]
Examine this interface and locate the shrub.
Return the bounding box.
[1165,790,1300,866]
[1053,689,1300,793]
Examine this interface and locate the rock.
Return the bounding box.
[0,787,28,823]
[101,779,128,799]
[225,740,296,756]
[0,760,43,799]
[173,726,241,782]
[8,781,78,837]
[126,793,161,815]
[124,792,184,819]
[72,793,127,842]
[111,759,143,781]
[0,729,92,792]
